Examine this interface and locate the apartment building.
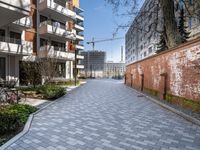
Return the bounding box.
[80,51,106,78]
[104,62,125,79]
[0,0,84,84]
[125,0,200,65]
[0,0,32,84]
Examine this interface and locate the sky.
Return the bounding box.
[80,0,129,62]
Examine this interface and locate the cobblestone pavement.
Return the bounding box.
[5,80,200,150]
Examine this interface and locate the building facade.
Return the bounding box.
[125,0,200,65]
[80,51,106,78]
[0,0,32,84]
[0,0,84,85]
[104,62,125,79]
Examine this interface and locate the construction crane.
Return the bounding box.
[87,37,124,51]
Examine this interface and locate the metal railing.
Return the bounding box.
[0,36,22,44]
[53,46,66,52]
[40,45,66,52]
[40,20,67,30]
[13,16,32,27]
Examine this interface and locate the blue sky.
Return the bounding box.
[80,0,129,62]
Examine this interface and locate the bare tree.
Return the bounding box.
[20,61,41,87]
[105,0,200,48]
[39,58,59,84]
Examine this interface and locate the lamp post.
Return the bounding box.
[74,49,78,86]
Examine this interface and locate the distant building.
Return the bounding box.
[80,51,106,78]
[125,0,200,65]
[104,62,125,79]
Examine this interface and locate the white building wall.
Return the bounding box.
[125,0,200,65]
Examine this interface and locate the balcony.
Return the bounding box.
[38,0,76,21]
[77,55,84,60]
[12,16,32,29]
[76,64,84,69]
[38,45,75,61]
[76,14,84,22]
[0,36,32,55]
[74,24,84,31]
[76,33,84,41]
[76,44,84,50]
[39,21,76,41]
[0,0,30,27]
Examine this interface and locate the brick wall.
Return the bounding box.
[126,38,200,102]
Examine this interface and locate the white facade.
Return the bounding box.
[0,0,85,84]
[0,1,31,84]
[125,0,200,65]
[104,62,125,78]
[37,0,84,80]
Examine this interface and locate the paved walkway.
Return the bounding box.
[5,80,200,150]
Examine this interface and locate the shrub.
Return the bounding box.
[0,109,21,134]
[9,104,37,123]
[19,85,66,100]
[37,85,66,99]
[0,104,37,134]
[0,138,6,146]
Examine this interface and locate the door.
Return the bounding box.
[141,74,144,91]
[0,57,6,80]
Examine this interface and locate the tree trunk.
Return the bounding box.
[160,0,181,48]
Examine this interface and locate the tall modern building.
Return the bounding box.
[125,0,200,65]
[80,51,106,78]
[0,0,84,85]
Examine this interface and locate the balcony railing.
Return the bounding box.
[0,36,32,55]
[39,45,75,60]
[39,21,76,40]
[38,0,76,20]
[40,20,67,30]
[0,36,21,45]
[13,16,32,28]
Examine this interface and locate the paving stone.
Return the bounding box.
[4,79,200,150]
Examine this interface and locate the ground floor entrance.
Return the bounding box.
[0,55,20,85]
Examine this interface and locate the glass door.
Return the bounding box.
[0,57,6,80]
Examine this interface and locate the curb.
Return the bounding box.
[126,86,200,127]
[0,82,86,150]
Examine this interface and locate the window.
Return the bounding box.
[10,31,21,44]
[188,17,192,29]
[0,29,5,42]
[148,47,152,54]
[0,57,6,80]
[144,52,147,57]
[40,38,47,47]
[51,41,66,51]
[40,15,48,23]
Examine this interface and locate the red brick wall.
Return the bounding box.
[126,38,200,101]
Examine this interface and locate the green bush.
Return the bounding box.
[0,104,37,134]
[50,80,80,86]
[37,85,66,99]
[9,104,37,123]
[0,138,6,146]
[19,85,66,100]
